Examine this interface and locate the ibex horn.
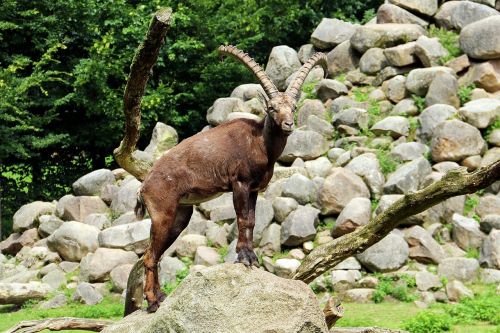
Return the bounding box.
[286,52,328,103]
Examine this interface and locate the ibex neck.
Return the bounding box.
[262,115,288,165]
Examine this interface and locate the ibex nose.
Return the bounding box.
[282,121,294,133]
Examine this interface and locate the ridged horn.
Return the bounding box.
[218,45,279,98]
[286,52,328,103]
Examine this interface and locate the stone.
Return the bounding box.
[37,215,64,238]
[346,69,376,86]
[345,153,385,198]
[391,142,429,162]
[259,223,281,256]
[425,71,460,108]
[481,149,500,168]
[350,24,426,53]
[310,18,357,50]
[326,41,360,77]
[415,36,449,67]
[41,269,66,291]
[342,288,375,303]
[289,249,305,261]
[39,293,67,309]
[297,99,326,127]
[144,122,178,158]
[404,226,446,264]
[112,212,136,226]
[72,169,115,196]
[419,104,457,141]
[100,184,119,205]
[298,44,315,64]
[80,248,138,282]
[446,280,474,302]
[0,229,39,256]
[416,271,442,291]
[279,130,329,163]
[480,268,500,283]
[230,84,265,101]
[452,213,485,250]
[359,48,388,75]
[176,234,208,258]
[435,1,499,31]
[445,54,470,74]
[332,198,371,237]
[206,98,249,126]
[357,232,409,272]
[102,264,328,333]
[281,205,320,246]
[331,270,361,291]
[282,174,317,205]
[488,129,500,147]
[83,213,111,230]
[274,258,302,278]
[334,257,362,271]
[98,219,151,254]
[480,230,500,268]
[159,257,186,286]
[47,221,99,262]
[265,45,302,91]
[194,246,220,266]
[377,4,429,27]
[209,205,236,223]
[333,108,369,129]
[382,75,407,103]
[430,120,486,162]
[315,79,348,102]
[480,215,500,234]
[13,201,55,233]
[373,66,413,87]
[57,195,109,222]
[205,222,227,248]
[459,98,500,129]
[461,60,500,93]
[384,157,432,195]
[438,257,479,282]
[304,157,332,179]
[0,282,50,305]
[406,67,455,96]
[272,197,298,223]
[73,282,103,305]
[371,116,409,138]
[59,261,79,274]
[319,167,371,215]
[383,42,417,67]
[388,0,438,16]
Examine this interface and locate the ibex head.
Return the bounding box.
[218,45,327,135]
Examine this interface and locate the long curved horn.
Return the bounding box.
[286,52,328,103]
[218,45,279,99]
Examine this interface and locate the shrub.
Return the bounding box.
[376,150,400,175]
[403,311,453,333]
[428,25,462,64]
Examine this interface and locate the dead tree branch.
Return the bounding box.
[4,317,113,333]
[293,160,500,283]
[113,8,172,181]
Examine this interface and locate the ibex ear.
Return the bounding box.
[257,90,271,113]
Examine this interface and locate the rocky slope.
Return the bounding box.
[1,0,499,317]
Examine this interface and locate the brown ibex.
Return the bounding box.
[133,45,327,313]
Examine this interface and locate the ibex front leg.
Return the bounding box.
[233,182,259,267]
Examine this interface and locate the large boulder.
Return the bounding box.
[451,214,486,250]
[459,98,500,129]
[388,0,438,16]
[281,205,320,246]
[101,264,328,333]
[47,221,99,262]
[13,201,55,233]
[460,16,500,60]
[230,84,265,101]
[419,104,457,141]
[297,99,327,127]
[430,120,486,162]
[404,226,446,264]
[72,169,115,196]
[383,157,432,194]
[265,45,302,91]
[437,257,479,282]
[359,48,388,75]
[0,282,50,305]
[315,79,348,102]
[144,122,178,158]
[332,197,371,237]
[425,71,460,108]
[0,229,39,256]
[371,116,409,138]
[480,230,500,269]
[406,67,455,96]
[206,98,249,126]
[326,41,360,77]
[415,36,448,68]
[57,195,109,222]
[282,174,317,205]
[98,220,151,254]
[357,232,409,272]
[110,178,141,215]
[80,248,138,282]
[434,1,499,31]
[310,18,357,50]
[350,24,427,53]
[279,130,329,163]
[377,4,429,27]
[461,60,500,93]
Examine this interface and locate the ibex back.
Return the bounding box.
[136,45,327,313]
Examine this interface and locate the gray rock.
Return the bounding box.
[330,270,361,291]
[209,205,236,223]
[311,18,357,50]
[265,45,302,91]
[297,99,326,127]
[102,264,328,333]
[281,205,320,246]
[342,288,375,303]
[253,198,275,246]
[47,221,99,262]
[83,213,111,230]
[404,226,446,264]
[377,4,429,27]
[206,98,249,126]
[259,223,281,256]
[481,148,500,168]
[383,42,417,67]
[488,129,500,147]
[391,142,429,161]
[480,230,500,269]
[194,246,220,266]
[39,263,58,277]
[230,84,265,101]
[388,0,438,16]
[332,198,371,237]
[57,195,109,222]
[274,258,302,278]
[205,221,228,248]
[416,271,442,291]
[109,264,133,292]
[315,79,348,102]
[282,174,317,205]
[72,169,115,196]
[59,261,79,273]
[371,116,409,138]
[445,54,471,73]
[435,1,499,31]
[419,104,457,141]
[198,192,233,217]
[319,167,371,215]
[452,213,486,250]
[37,215,64,238]
[359,48,388,75]
[415,36,449,67]
[357,232,409,272]
[98,219,151,254]
[176,234,208,258]
[80,248,138,282]
[431,120,486,162]
[0,282,50,305]
[112,211,137,226]
[345,153,385,197]
[100,184,119,205]
[432,161,461,173]
[272,197,298,223]
[382,76,407,103]
[279,130,329,163]
[406,67,455,96]
[73,282,103,305]
[480,214,500,234]
[333,108,369,129]
[438,257,479,282]
[459,98,500,129]
[159,256,186,286]
[350,24,426,53]
[39,293,67,309]
[41,269,66,291]
[0,229,39,256]
[304,157,332,178]
[298,44,316,64]
[460,60,500,93]
[326,41,360,77]
[480,268,500,283]
[446,280,474,301]
[334,257,362,270]
[144,122,178,158]
[13,201,55,233]
[346,69,376,86]
[425,71,460,108]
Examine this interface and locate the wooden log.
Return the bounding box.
[4,317,114,333]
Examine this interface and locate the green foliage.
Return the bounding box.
[428,25,462,64]
[465,248,480,259]
[458,84,475,106]
[217,245,228,263]
[464,194,479,216]
[272,250,290,263]
[412,95,426,114]
[301,80,319,100]
[372,274,417,304]
[334,74,346,83]
[403,311,453,333]
[161,267,189,296]
[317,217,335,231]
[408,117,420,142]
[445,290,500,325]
[376,150,400,175]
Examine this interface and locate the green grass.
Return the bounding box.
[372,274,418,304]
[161,267,189,296]
[376,150,400,175]
[428,25,462,64]
[485,119,500,141]
[464,194,479,217]
[412,94,426,114]
[271,250,290,263]
[458,84,475,106]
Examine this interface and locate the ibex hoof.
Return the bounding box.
[156,290,167,303]
[235,248,259,268]
[147,301,161,313]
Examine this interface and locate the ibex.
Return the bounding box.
[135,45,327,312]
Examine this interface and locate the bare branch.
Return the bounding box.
[113,8,172,181]
[4,317,113,333]
[293,160,500,283]
[323,296,344,329]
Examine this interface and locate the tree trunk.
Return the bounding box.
[4,317,113,333]
[113,8,172,181]
[293,161,500,284]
